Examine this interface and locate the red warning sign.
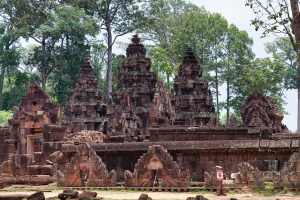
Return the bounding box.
[217,169,223,180]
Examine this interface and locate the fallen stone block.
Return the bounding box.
[28,165,41,175]
[58,189,78,200]
[138,193,152,200]
[82,191,97,198]
[27,191,45,200]
[186,198,196,200]
[195,195,208,200]
[41,165,53,175]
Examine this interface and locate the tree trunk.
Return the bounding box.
[290,0,300,133]
[0,43,10,94]
[41,38,47,90]
[107,27,113,100]
[215,68,219,124]
[226,78,229,126]
[0,65,5,94]
[105,2,113,102]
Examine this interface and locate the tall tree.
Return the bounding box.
[1,1,98,91]
[222,25,254,125]
[204,13,228,121]
[245,0,300,131]
[0,6,20,95]
[264,37,298,91]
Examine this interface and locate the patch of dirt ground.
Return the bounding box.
[0,185,300,200]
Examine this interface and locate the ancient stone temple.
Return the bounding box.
[107,35,170,142]
[170,48,216,126]
[0,35,299,190]
[63,58,107,133]
[241,90,287,133]
[8,81,61,157]
[0,82,65,185]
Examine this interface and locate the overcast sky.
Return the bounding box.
[188,0,297,131]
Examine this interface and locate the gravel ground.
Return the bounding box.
[0,190,300,200]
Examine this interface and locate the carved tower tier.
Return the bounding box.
[170,48,216,126]
[63,58,107,133]
[107,35,159,142]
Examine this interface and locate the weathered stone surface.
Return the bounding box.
[138,193,149,200]
[63,57,107,134]
[107,35,173,142]
[186,198,196,200]
[170,48,216,126]
[81,191,97,198]
[49,151,63,163]
[204,171,217,189]
[149,81,175,126]
[67,130,105,144]
[195,195,207,200]
[28,165,41,175]
[277,152,300,189]
[241,90,288,133]
[41,165,53,175]
[124,145,190,187]
[27,191,45,200]
[58,189,78,200]
[57,143,116,187]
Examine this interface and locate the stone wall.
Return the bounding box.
[60,139,296,182]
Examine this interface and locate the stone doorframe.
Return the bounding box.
[26,133,43,159]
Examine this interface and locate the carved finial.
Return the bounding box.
[131,35,140,44]
[81,57,92,68]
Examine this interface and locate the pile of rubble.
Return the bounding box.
[65,130,105,144]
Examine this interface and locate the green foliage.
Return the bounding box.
[0,110,13,126]
[245,0,291,38]
[264,37,298,90]
[148,47,177,90]
[219,111,243,126]
[0,71,39,110]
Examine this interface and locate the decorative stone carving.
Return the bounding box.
[63,57,107,134]
[124,145,190,187]
[235,162,254,184]
[241,90,288,133]
[171,48,216,126]
[57,143,116,187]
[149,81,175,126]
[204,171,217,189]
[276,152,300,190]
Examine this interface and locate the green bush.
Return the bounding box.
[0,110,13,126]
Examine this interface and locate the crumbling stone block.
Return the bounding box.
[28,165,41,175]
[27,191,45,200]
[41,165,53,175]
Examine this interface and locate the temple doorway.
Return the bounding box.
[26,133,43,160]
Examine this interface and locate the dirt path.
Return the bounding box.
[0,190,299,200]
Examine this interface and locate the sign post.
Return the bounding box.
[216,166,226,196]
